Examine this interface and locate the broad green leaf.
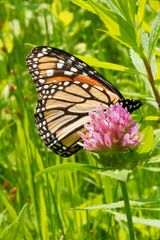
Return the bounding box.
[76,199,160,211]
[141,167,160,172]
[148,155,160,163]
[137,126,154,153]
[72,0,120,38]
[140,30,149,56]
[149,0,160,13]
[105,210,160,227]
[128,0,136,21]
[89,2,121,36]
[150,54,158,78]
[130,49,155,96]
[104,0,123,17]
[98,169,132,182]
[137,0,146,28]
[73,0,139,52]
[76,55,137,74]
[155,48,160,56]
[148,11,160,61]
[36,163,102,177]
[130,49,147,75]
[115,0,136,25]
[71,0,95,13]
[89,1,138,51]
[0,204,28,240]
[106,0,136,25]
[142,21,151,33]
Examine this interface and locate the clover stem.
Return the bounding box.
[120,181,135,240]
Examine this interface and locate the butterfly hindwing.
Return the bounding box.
[34,81,116,156]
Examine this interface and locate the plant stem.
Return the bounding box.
[120,181,135,240]
[142,56,160,107]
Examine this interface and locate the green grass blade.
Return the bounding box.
[148,11,160,61]
[0,204,28,240]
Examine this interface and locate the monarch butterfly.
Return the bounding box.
[26,46,142,157]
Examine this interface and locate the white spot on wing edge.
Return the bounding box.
[35,71,39,75]
[37,53,44,57]
[39,79,45,84]
[70,56,75,61]
[42,47,48,52]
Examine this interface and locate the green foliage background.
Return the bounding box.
[0,0,160,239]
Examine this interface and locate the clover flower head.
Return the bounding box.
[80,104,142,152]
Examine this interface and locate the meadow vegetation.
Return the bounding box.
[0,1,160,239]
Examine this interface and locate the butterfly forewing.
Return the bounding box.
[26,46,141,156]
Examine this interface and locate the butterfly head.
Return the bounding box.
[119,99,142,113]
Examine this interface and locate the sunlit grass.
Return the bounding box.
[0,1,160,239]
